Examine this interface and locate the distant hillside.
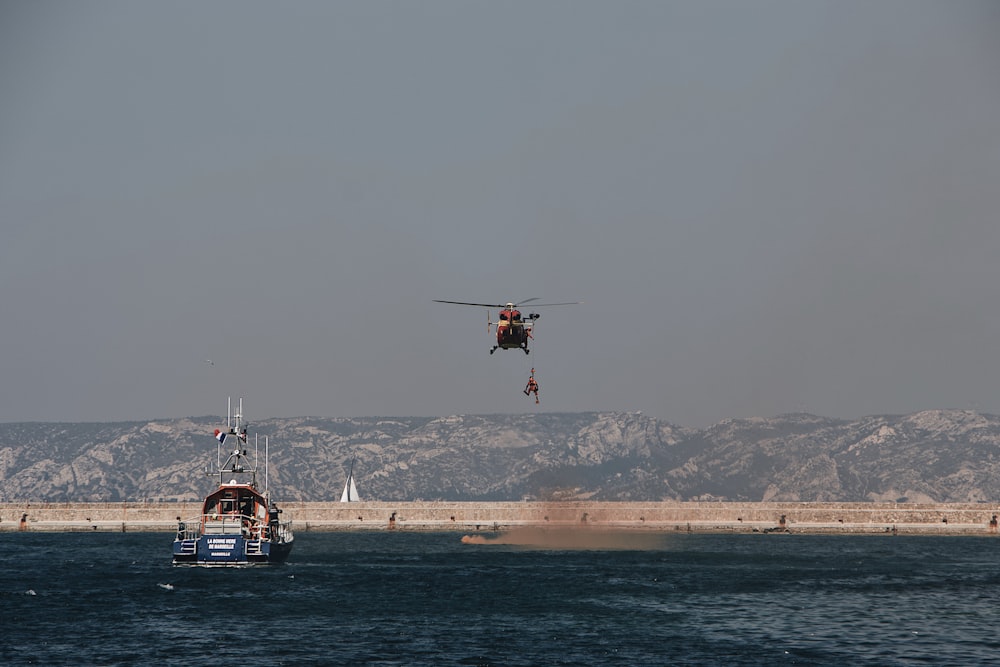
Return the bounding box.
[2,410,999,503]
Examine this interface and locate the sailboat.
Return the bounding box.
[340,457,361,502]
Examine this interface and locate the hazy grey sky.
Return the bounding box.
[3,1,999,426]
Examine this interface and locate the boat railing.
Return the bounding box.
[270,520,294,543]
[200,513,255,535]
[175,517,202,541]
[175,512,291,543]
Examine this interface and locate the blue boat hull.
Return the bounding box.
[172,534,293,566]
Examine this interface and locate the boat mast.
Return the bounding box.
[208,396,260,488]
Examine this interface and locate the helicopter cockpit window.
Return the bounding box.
[499,313,509,321]
[512,312,522,322]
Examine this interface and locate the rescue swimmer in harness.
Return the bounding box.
[524,368,539,404]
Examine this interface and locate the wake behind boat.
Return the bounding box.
[173,397,294,566]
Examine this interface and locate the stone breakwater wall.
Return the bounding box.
[2,501,1000,534]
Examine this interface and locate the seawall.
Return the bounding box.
[3,501,1000,535]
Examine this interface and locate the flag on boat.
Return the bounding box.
[214,429,226,444]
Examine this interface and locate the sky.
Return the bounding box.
[2,1,1000,427]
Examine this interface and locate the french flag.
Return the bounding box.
[214,429,226,444]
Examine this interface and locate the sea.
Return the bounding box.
[2,529,999,666]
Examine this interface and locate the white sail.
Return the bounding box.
[340,457,361,502]
[340,474,359,502]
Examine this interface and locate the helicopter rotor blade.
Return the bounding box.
[433,299,505,308]
[435,298,581,308]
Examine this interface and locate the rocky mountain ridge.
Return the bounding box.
[2,409,999,503]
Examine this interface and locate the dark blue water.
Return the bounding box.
[2,530,999,666]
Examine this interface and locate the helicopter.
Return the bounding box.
[433,298,580,354]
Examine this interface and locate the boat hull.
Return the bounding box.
[172,534,293,566]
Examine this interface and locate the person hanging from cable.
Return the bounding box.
[524,368,539,404]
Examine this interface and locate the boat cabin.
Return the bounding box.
[201,483,267,536]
